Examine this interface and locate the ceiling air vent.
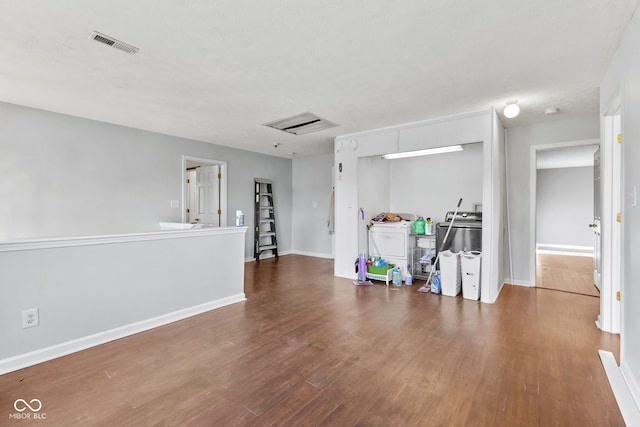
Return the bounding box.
[263,112,338,135]
[90,31,139,54]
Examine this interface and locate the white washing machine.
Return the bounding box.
[368,215,415,278]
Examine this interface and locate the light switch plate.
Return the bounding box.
[170,200,180,208]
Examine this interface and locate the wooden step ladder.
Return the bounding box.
[254,179,278,261]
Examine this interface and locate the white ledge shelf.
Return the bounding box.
[0,226,247,252]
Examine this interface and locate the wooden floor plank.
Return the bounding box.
[0,254,622,426]
[537,252,599,296]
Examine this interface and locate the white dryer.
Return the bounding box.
[368,214,415,278]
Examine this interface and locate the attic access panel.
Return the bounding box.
[263,112,337,135]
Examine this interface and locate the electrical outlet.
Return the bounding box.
[22,308,39,329]
[170,200,180,208]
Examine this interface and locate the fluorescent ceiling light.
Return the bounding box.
[382,145,464,160]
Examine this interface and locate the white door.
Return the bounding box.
[196,165,221,225]
[592,147,602,290]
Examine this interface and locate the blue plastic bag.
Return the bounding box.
[430,271,441,294]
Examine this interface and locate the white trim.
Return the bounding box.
[335,109,493,140]
[536,244,594,257]
[599,98,623,334]
[244,249,293,263]
[530,146,537,287]
[504,129,515,298]
[482,108,499,304]
[0,226,247,253]
[599,350,640,426]
[0,294,246,375]
[536,249,593,257]
[291,250,334,259]
[621,362,640,414]
[506,279,533,287]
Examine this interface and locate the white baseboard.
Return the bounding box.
[291,250,334,259]
[0,293,246,375]
[244,250,293,262]
[504,278,533,287]
[622,362,640,418]
[536,244,593,257]
[599,350,640,426]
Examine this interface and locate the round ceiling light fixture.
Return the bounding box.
[504,101,520,118]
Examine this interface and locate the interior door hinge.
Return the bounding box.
[218,172,222,179]
[217,209,222,215]
[617,212,622,223]
[617,133,622,144]
[616,291,621,301]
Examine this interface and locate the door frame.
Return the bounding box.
[599,94,623,334]
[529,138,600,287]
[181,156,228,226]
[185,168,198,223]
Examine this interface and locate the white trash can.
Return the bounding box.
[439,250,461,297]
[461,251,482,300]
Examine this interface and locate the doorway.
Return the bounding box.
[182,156,228,226]
[534,143,599,296]
[529,136,623,333]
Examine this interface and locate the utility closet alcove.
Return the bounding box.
[357,141,484,239]
[334,109,506,304]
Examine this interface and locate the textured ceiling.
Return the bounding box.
[0,1,637,158]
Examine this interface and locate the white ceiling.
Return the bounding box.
[0,1,637,158]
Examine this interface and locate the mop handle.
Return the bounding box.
[438,198,463,253]
[425,198,463,286]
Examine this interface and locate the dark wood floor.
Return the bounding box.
[1,255,622,426]
[536,253,600,297]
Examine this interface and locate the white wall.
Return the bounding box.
[291,153,334,258]
[494,112,507,298]
[0,102,292,259]
[536,166,593,249]
[334,129,397,282]
[601,4,640,411]
[358,155,390,253]
[0,228,246,374]
[388,142,483,221]
[505,116,599,285]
